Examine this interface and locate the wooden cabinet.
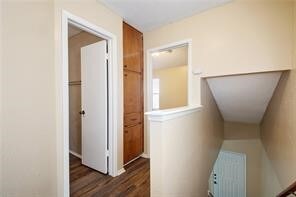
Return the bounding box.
[123,22,143,73]
[124,112,142,127]
[124,71,142,114]
[123,22,144,164]
[124,124,143,164]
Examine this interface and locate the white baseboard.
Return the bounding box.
[117,168,126,176]
[69,150,82,159]
[141,153,150,159]
[124,155,142,166]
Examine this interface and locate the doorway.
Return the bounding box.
[60,11,119,196]
[209,151,246,197]
[68,23,108,174]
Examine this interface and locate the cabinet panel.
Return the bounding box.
[124,71,142,114]
[124,112,142,127]
[123,22,142,73]
[124,123,143,164]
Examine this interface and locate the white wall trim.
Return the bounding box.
[59,10,119,197]
[146,39,193,112]
[117,168,126,176]
[141,153,150,159]
[145,105,202,122]
[123,155,143,166]
[69,150,82,159]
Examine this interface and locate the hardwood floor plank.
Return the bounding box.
[70,154,150,197]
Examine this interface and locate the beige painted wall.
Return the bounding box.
[222,122,282,197]
[68,31,102,155]
[222,139,282,197]
[144,1,294,160]
[261,70,296,189]
[149,80,223,196]
[260,1,296,190]
[144,0,293,106]
[261,147,282,197]
[2,1,56,196]
[224,121,260,140]
[153,65,187,109]
[0,0,3,194]
[2,0,123,196]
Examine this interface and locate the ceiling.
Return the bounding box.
[68,24,83,37]
[99,0,231,31]
[152,46,188,70]
[207,72,282,124]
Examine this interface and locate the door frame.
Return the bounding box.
[59,10,119,196]
[146,39,193,112]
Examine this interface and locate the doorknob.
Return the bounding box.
[79,110,85,115]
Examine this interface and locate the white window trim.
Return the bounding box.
[152,78,160,110]
[146,39,193,113]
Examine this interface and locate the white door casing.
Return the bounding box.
[212,151,246,197]
[81,40,108,174]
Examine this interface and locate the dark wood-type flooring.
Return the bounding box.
[70,154,150,197]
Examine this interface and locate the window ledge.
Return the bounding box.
[145,105,203,122]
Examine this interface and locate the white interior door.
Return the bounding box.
[212,151,246,197]
[81,40,108,174]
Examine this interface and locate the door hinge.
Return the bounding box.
[106,150,110,157]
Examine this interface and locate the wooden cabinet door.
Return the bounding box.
[124,71,142,114]
[123,22,142,73]
[124,124,143,164]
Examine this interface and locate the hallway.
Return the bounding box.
[70,155,150,197]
